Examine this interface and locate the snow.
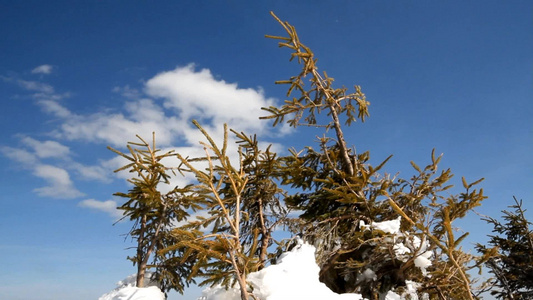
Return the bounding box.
[200,239,364,300]
[100,219,431,300]
[385,291,402,300]
[371,216,402,234]
[414,251,433,276]
[99,286,165,300]
[99,273,165,300]
[360,269,377,282]
[363,217,433,277]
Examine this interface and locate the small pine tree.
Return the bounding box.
[477,197,533,299]
[109,133,202,293]
[162,121,287,300]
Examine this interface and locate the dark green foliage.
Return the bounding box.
[477,197,533,299]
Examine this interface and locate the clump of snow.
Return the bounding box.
[393,242,411,257]
[403,281,427,300]
[385,291,402,300]
[361,268,377,282]
[370,216,402,234]
[414,251,433,276]
[200,239,364,300]
[393,235,433,276]
[99,273,165,300]
[386,281,428,300]
[362,217,433,277]
[248,240,363,300]
[113,273,161,289]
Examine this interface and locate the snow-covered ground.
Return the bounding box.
[100,218,429,300]
[100,240,365,300]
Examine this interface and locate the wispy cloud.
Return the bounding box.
[70,162,111,183]
[112,85,142,99]
[39,65,281,150]
[78,199,123,219]
[31,64,54,75]
[2,63,286,211]
[32,164,84,199]
[1,137,111,198]
[21,137,70,158]
[1,146,39,165]
[17,79,54,93]
[37,99,72,118]
[56,104,182,147]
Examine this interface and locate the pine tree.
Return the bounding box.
[106,11,496,299]
[263,11,486,299]
[161,121,287,300]
[477,197,533,299]
[109,133,202,293]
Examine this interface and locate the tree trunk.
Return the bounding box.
[258,197,269,270]
[329,103,354,177]
[136,214,147,287]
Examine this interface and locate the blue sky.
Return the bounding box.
[0,1,531,299]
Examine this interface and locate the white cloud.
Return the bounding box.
[17,79,54,93]
[71,162,112,183]
[112,85,141,99]
[30,64,282,151]
[2,63,288,203]
[145,64,276,136]
[59,111,181,147]
[21,137,70,158]
[37,99,72,118]
[0,146,38,165]
[31,64,53,75]
[2,136,112,197]
[78,199,123,219]
[102,155,133,179]
[32,164,84,199]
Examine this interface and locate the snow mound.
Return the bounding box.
[99,286,164,300]
[201,239,364,300]
[99,273,164,300]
